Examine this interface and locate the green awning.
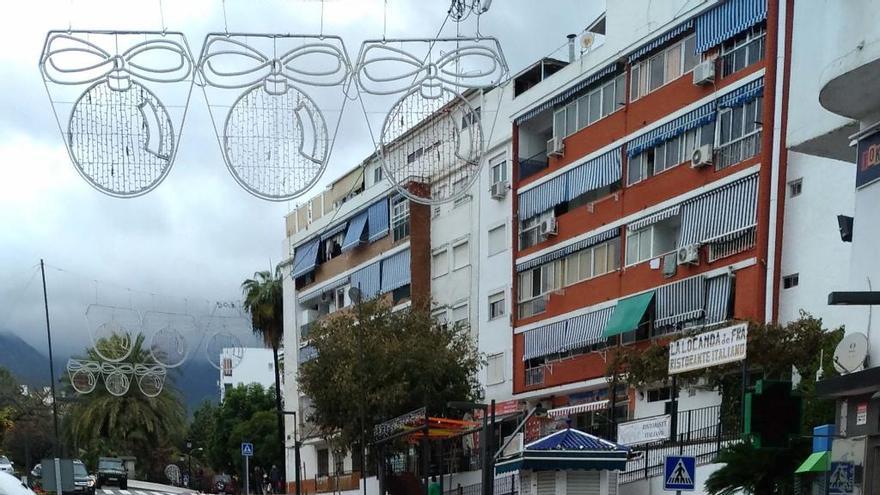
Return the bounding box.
[603,291,655,337]
[795,451,829,474]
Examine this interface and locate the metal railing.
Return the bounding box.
[517,293,548,319]
[524,367,544,386]
[716,131,761,170]
[443,475,518,495]
[519,151,549,180]
[313,471,361,493]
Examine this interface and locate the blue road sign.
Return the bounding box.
[241,442,254,457]
[664,456,696,491]
[829,462,854,495]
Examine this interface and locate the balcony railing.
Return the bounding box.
[517,293,549,319]
[524,366,544,386]
[716,131,761,170]
[312,471,361,493]
[519,151,549,180]
[443,475,518,495]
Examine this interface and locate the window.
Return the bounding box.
[391,196,410,241]
[222,357,233,377]
[721,24,766,77]
[392,284,411,304]
[453,240,470,270]
[625,219,679,266]
[553,73,626,139]
[321,232,344,262]
[432,248,448,277]
[519,215,541,250]
[433,309,448,328]
[783,273,799,289]
[461,106,481,129]
[788,178,803,198]
[488,224,507,256]
[717,96,763,169]
[486,353,504,385]
[453,176,471,206]
[335,287,346,310]
[490,154,508,185]
[373,164,384,184]
[630,34,699,101]
[518,262,562,318]
[628,123,714,185]
[317,448,330,476]
[647,387,672,403]
[562,237,620,286]
[334,452,344,474]
[625,227,653,266]
[488,291,506,320]
[452,303,469,328]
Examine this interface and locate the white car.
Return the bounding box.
[0,456,14,474]
[0,471,36,495]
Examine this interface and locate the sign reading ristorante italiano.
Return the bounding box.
[668,323,748,374]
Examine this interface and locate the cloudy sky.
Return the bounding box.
[0,0,601,358]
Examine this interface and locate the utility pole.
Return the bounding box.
[40,259,61,455]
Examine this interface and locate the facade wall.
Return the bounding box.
[219,347,276,402]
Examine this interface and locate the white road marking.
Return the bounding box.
[119,491,130,495]
[102,490,114,494]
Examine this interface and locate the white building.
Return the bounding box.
[219,347,278,401]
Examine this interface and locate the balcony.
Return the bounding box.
[518,151,549,181]
[517,294,549,319]
[716,131,761,170]
[313,471,361,493]
[524,366,544,387]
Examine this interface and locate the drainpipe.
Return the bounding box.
[567,34,576,63]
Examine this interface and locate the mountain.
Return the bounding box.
[0,331,217,412]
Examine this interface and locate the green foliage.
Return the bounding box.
[0,367,55,470]
[64,333,186,478]
[206,384,278,476]
[299,300,482,450]
[705,440,808,495]
[242,269,284,350]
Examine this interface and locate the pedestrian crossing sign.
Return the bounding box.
[828,462,854,495]
[664,456,696,491]
[241,442,254,457]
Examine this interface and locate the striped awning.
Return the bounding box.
[518,174,568,220]
[678,173,759,246]
[718,77,764,108]
[547,400,610,418]
[627,19,694,64]
[627,206,681,232]
[291,237,320,279]
[350,261,382,300]
[380,249,411,293]
[695,0,768,54]
[705,274,733,324]
[515,63,619,125]
[516,227,619,272]
[341,210,369,251]
[367,198,389,242]
[566,307,614,349]
[321,222,347,240]
[298,344,318,364]
[298,276,350,305]
[523,320,568,361]
[655,276,706,327]
[566,148,622,200]
[626,102,717,157]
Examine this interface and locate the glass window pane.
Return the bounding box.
[701,122,715,146]
[601,81,615,116]
[649,53,665,90]
[734,47,746,73]
[580,251,592,279]
[616,74,626,107]
[566,103,577,136]
[577,95,589,129]
[744,100,757,134]
[683,36,699,72]
[626,232,639,265]
[554,109,566,138]
[627,154,642,185]
[666,136,681,166]
[684,129,696,155]
[665,44,682,81]
[755,96,764,125]
[720,112,732,144]
[731,106,744,140]
[593,244,608,275]
[608,238,621,269]
[589,91,602,123]
[640,63,650,95]
[639,229,652,261]
[630,65,640,101]
[519,272,531,300]
[653,144,667,173]
[564,256,579,286]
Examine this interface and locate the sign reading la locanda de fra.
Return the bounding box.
[856,130,880,189]
[668,322,748,375]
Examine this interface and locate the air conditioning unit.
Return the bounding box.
[490,180,508,199]
[546,136,564,157]
[662,252,678,278]
[693,59,715,85]
[539,216,558,237]
[691,144,714,168]
[677,244,700,265]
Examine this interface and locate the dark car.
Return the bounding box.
[71,460,95,495]
[213,474,234,495]
[95,458,127,490]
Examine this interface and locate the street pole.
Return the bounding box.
[488,400,495,495]
[40,259,61,456]
[277,410,302,495]
[245,454,250,495]
[480,407,488,495]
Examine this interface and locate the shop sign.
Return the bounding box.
[617,414,671,446]
[856,403,867,426]
[857,130,880,189]
[474,399,523,419]
[668,323,748,375]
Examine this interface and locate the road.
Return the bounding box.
[97,489,190,495]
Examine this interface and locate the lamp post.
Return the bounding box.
[277,410,301,495]
[447,400,496,495]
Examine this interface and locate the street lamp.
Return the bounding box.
[277,410,301,495]
[447,400,496,495]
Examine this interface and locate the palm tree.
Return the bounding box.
[241,269,285,472]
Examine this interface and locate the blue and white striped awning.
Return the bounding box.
[627,206,681,232]
[718,77,764,108]
[627,102,717,157]
[291,237,321,279]
[566,148,622,200]
[367,198,389,242]
[298,276,350,305]
[705,274,733,324]
[341,210,369,251]
[566,307,614,349]
[298,344,318,364]
[678,173,759,246]
[321,222,348,241]
[627,19,694,64]
[695,0,768,53]
[523,320,568,361]
[350,261,382,300]
[515,63,619,125]
[516,227,620,272]
[518,173,568,220]
[380,249,411,293]
[655,276,706,327]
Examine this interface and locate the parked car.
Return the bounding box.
[213,473,234,495]
[0,455,14,474]
[0,471,37,495]
[95,458,127,490]
[71,460,95,495]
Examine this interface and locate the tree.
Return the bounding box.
[207,384,278,476]
[705,440,807,495]
[64,333,186,479]
[299,300,482,450]
[241,269,285,471]
[0,367,55,470]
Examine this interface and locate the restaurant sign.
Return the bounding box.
[857,130,880,189]
[617,414,671,446]
[668,323,748,375]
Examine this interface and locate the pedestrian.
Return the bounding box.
[428,476,441,495]
[254,466,263,495]
[269,465,281,494]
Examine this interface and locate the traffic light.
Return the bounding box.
[744,380,802,448]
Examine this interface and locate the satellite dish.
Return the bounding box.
[348,286,363,304]
[833,332,868,374]
[581,33,595,51]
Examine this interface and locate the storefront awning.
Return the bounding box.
[547,400,610,418]
[495,427,629,474]
[603,292,655,338]
[795,451,829,474]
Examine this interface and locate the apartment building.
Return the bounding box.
[218,347,278,402]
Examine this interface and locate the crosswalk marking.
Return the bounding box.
[102,490,114,494]
[119,490,130,495]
